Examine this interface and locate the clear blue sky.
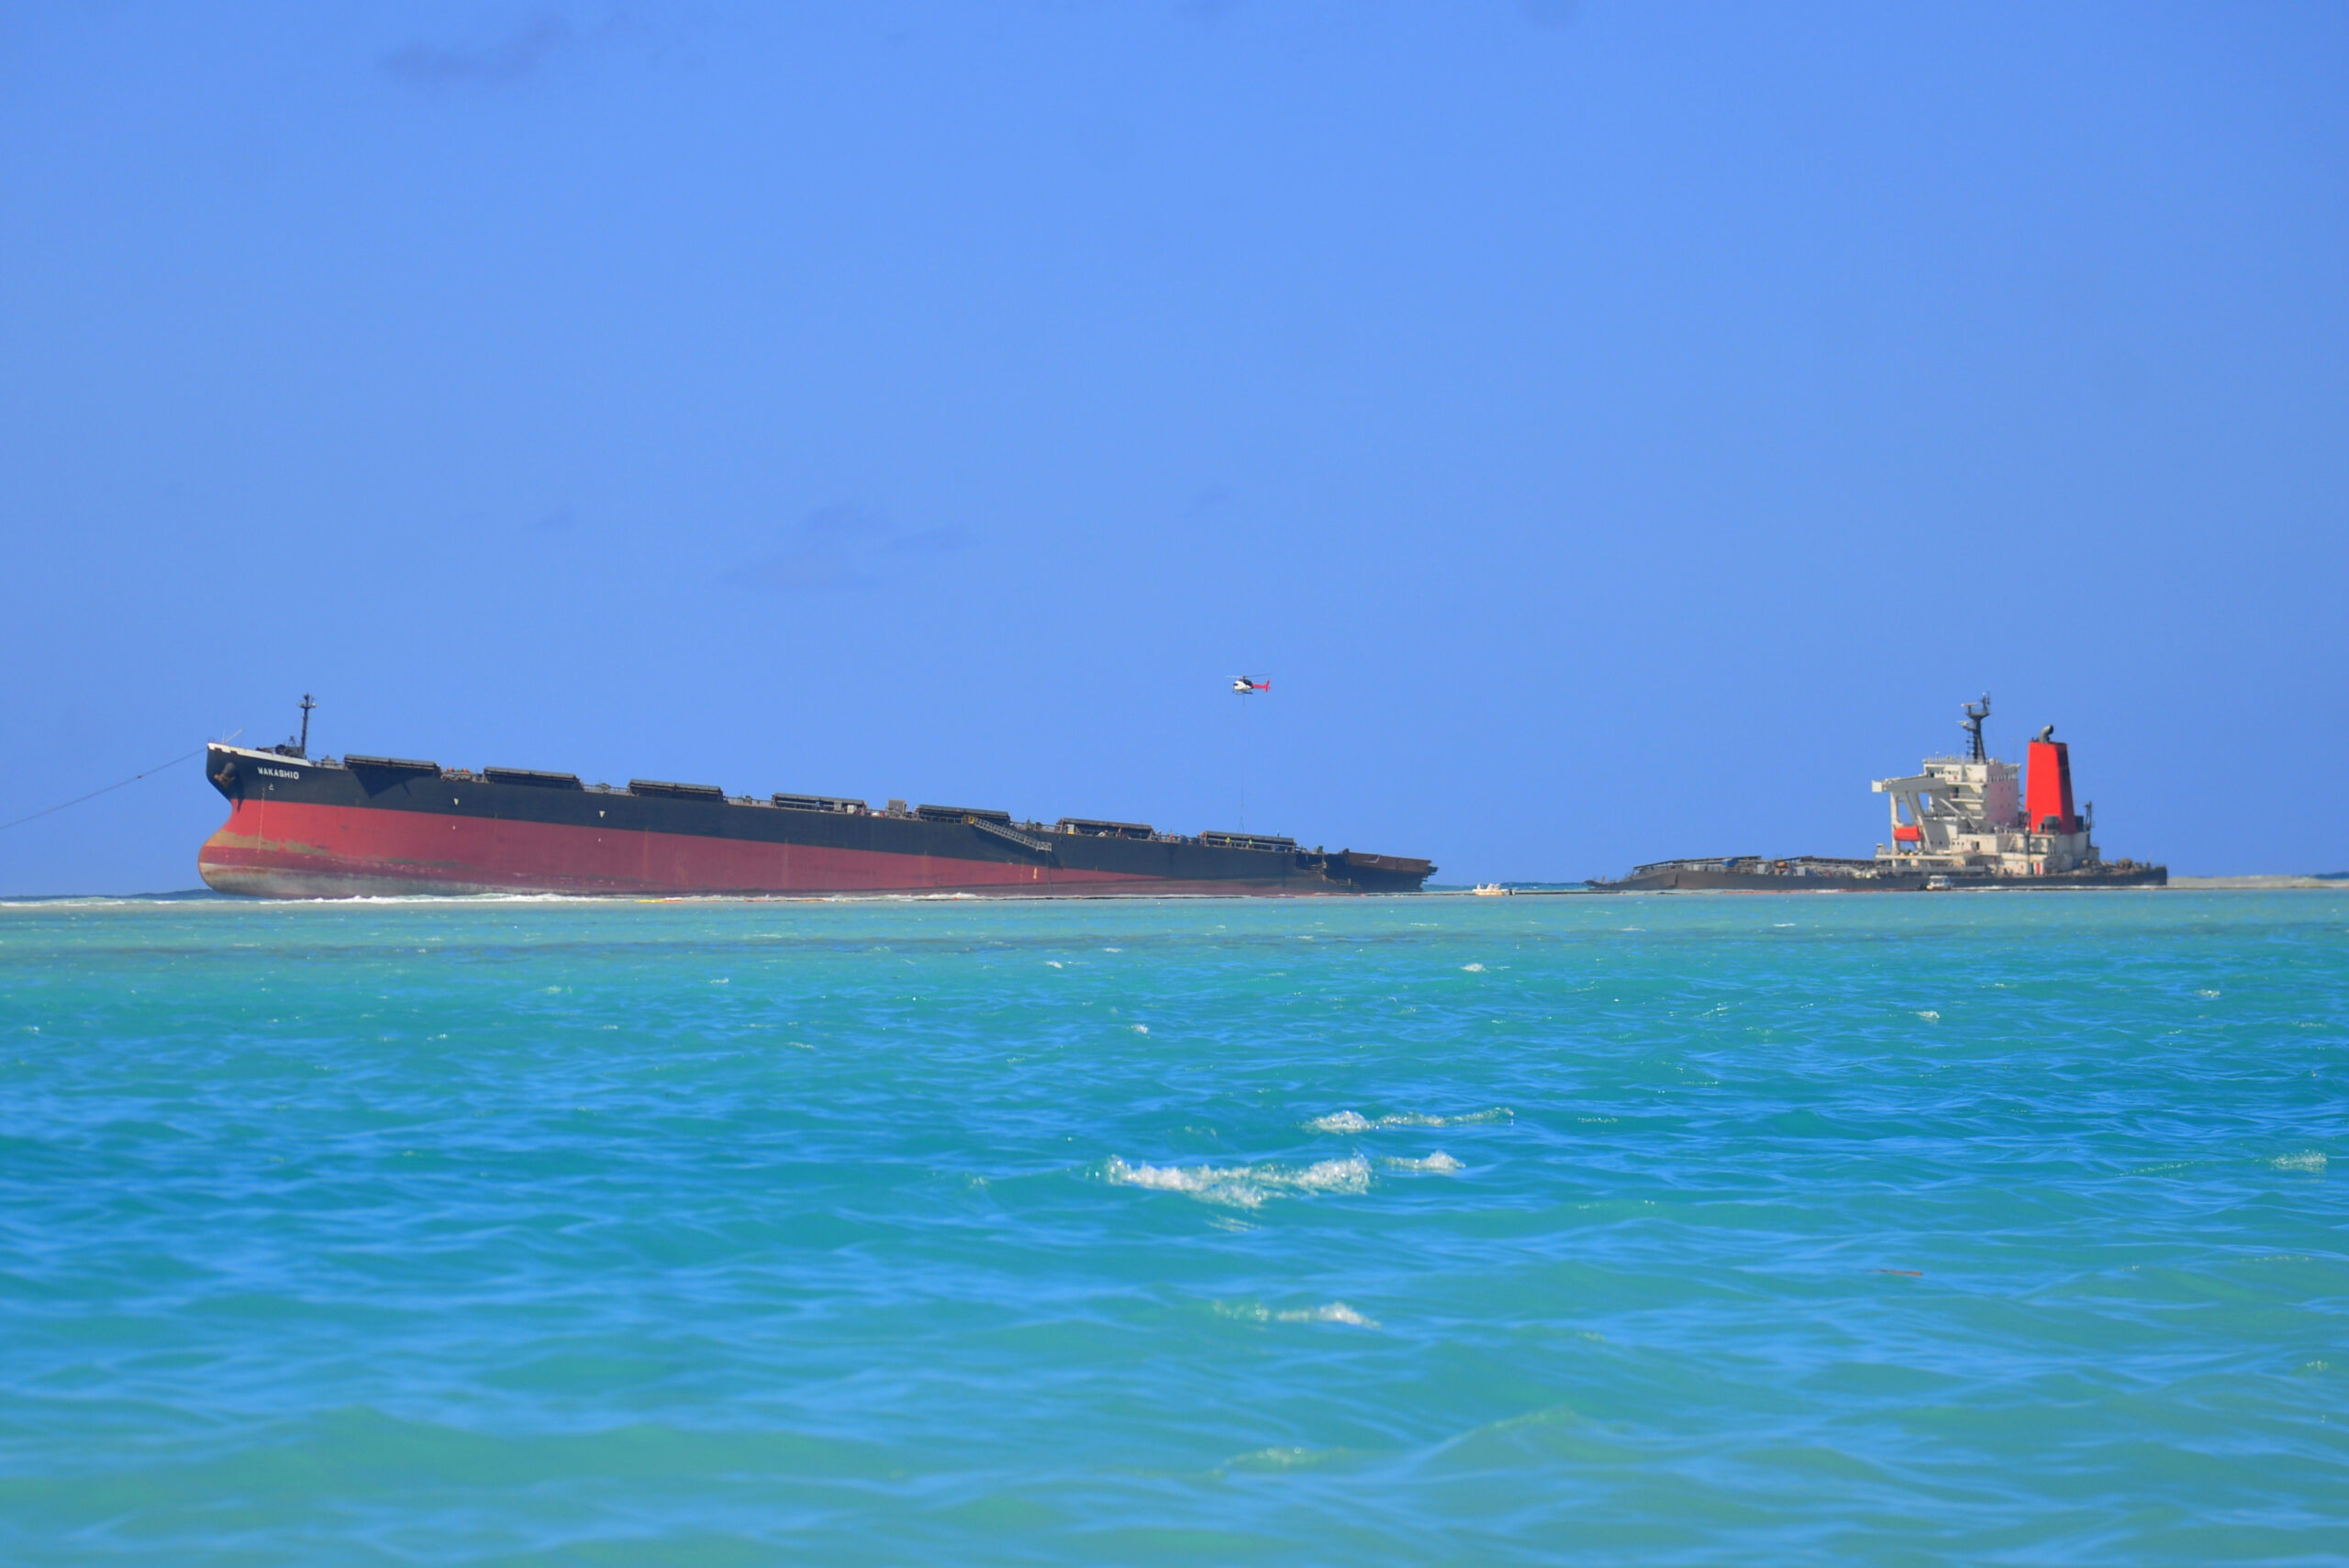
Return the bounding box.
[4,2,2343,892]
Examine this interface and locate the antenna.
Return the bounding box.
[1960,693,1990,762]
[295,694,316,759]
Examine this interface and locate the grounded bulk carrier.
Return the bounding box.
[1590,696,2165,892]
[196,699,1433,899]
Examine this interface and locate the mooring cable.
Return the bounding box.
[0,749,206,835]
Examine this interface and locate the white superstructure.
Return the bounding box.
[1871,695,2101,877]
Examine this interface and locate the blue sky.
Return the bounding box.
[3,2,2343,892]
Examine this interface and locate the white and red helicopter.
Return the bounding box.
[1230,676,1271,695]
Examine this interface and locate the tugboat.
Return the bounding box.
[1589,695,2166,892]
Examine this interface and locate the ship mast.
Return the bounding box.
[1960,693,1990,762]
[295,694,316,759]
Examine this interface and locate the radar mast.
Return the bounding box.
[279,694,317,759]
[1960,693,1990,762]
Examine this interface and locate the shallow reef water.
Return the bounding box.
[1,890,2343,1563]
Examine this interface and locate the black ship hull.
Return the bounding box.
[197,744,1434,899]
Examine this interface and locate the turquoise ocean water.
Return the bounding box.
[2,891,2343,1563]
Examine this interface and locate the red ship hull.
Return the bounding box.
[194,741,1435,898]
[202,799,1321,897]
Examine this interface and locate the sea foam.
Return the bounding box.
[1308,1107,1510,1132]
[1217,1300,1380,1328]
[1105,1154,1371,1208]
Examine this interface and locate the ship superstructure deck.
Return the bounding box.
[1592,696,2165,892]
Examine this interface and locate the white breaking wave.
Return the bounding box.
[1382,1151,1464,1173]
[1281,1302,1376,1326]
[1381,1108,1510,1128]
[1307,1107,1511,1132]
[1217,1300,1380,1328]
[2272,1151,2328,1173]
[1106,1154,1371,1208]
[1,891,616,909]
